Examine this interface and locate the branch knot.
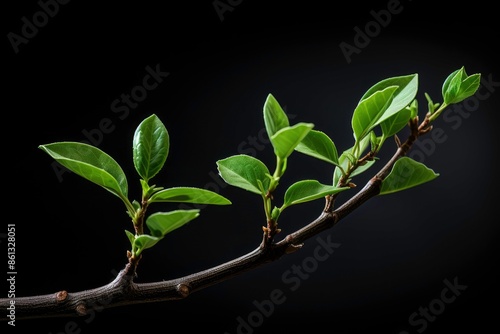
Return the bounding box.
[55,290,68,302]
[176,283,191,298]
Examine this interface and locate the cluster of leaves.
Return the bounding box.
[38,115,231,259]
[38,66,480,259]
[216,94,349,231]
[216,66,480,230]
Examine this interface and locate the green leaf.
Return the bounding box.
[216,155,271,195]
[380,106,412,139]
[283,180,349,209]
[295,130,339,165]
[149,187,231,205]
[38,142,128,199]
[271,206,281,221]
[380,157,439,195]
[133,114,169,182]
[442,67,481,104]
[352,86,399,141]
[125,230,135,247]
[454,73,481,102]
[133,234,161,256]
[263,94,290,138]
[442,68,463,104]
[146,209,200,237]
[360,74,419,120]
[270,123,314,160]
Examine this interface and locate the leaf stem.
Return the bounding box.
[428,102,449,122]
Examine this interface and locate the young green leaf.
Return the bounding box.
[133,114,169,182]
[263,94,290,138]
[38,141,128,199]
[146,209,200,237]
[456,74,481,102]
[442,67,465,104]
[380,157,439,195]
[282,180,349,209]
[442,67,481,105]
[270,123,314,160]
[380,106,412,140]
[133,234,161,256]
[352,86,398,141]
[295,130,339,165]
[216,155,271,195]
[360,74,418,120]
[125,230,135,247]
[149,187,231,205]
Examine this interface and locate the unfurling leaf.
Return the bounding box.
[133,234,161,256]
[354,73,418,141]
[442,67,481,105]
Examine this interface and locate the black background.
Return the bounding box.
[3,1,500,333]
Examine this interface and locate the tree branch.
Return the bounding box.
[0,116,427,322]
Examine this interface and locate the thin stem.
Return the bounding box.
[428,102,448,122]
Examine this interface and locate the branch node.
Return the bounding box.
[419,124,433,135]
[285,243,303,254]
[176,283,191,298]
[394,134,402,147]
[55,290,68,302]
[76,303,87,316]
